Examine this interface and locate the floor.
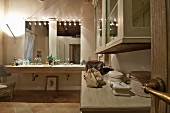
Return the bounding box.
[0,90,80,113]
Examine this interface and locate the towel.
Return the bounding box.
[108,71,124,79]
[108,71,124,76]
[111,82,131,90]
[111,82,132,96]
[108,78,124,85]
[112,89,131,96]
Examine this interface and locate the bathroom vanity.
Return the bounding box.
[80,71,151,113]
[4,64,85,74]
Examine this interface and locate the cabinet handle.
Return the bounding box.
[142,77,170,104]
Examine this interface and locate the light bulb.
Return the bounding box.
[44,22,46,25]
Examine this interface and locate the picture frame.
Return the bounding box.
[46,76,58,91]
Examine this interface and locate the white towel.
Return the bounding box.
[111,82,131,90]
[108,78,123,84]
[108,71,124,76]
[108,71,124,79]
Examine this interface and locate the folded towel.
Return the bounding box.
[112,89,131,96]
[108,71,124,79]
[108,71,124,75]
[111,82,131,90]
[108,78,124,84]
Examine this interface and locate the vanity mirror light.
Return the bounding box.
[24,20,81,64]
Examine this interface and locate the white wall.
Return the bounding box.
[0,0,4,64]
[110,49,151,74]
[0,29,3,64]
[81,3,97,61]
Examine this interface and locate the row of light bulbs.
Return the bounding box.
[28,21,48,26]
[28,21,81,26]
[27,18,81,26]
[59,21,81,26]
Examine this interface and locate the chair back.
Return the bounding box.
[0,65,11,77]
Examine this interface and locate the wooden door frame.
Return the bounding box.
[151,0,170,113]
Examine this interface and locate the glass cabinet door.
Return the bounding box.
[106,0,118,44]
[95,0,102,49]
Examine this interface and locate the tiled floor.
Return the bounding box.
[0,90,80,113]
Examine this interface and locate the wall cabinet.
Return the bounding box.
[95,0,151,54]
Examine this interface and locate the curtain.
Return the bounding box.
[24,32,35,61]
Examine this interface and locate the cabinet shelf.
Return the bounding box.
[96,42,151,54]
[95,36,151,54]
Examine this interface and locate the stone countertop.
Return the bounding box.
[80,71,151,113]
[4,65,85,74]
